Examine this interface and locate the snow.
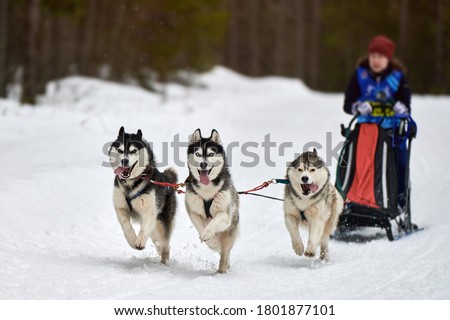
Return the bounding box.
[1,66,449,300]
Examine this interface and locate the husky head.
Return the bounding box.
[287,148,329,197]
[109,126,153,180]
[187,129,225,185]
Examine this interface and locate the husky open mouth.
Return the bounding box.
[114,161,138,179]
[198,167,213,185]
[301,183,319,196]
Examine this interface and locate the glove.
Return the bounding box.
[393,101,408,114]
[352,101,372,115]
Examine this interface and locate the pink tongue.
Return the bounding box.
[199,170,210,185]
[310,184,319,193]
[114,167,128,176]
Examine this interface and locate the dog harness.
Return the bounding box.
[299,210,307,221]
[203,199,213,219]
[122,165,174,209]
[126,192,140,210]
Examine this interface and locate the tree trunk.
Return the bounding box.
[308,0,321,89]
[398,0,409,59]
[294,0,306,80]
[94,0,109,77]
[37,10,52,95]
[80,0,98,76]
[435,0,446,92]
[21,0,40,105]
[0,0,9,97]
[51,15,63,80]
[273,0,285,75]
[248,0,260,76]
[226,0,240,71]
[110,3,126,81]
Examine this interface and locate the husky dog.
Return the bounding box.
[284,149,343,261]
[109,127,177,264]
[185,129,239,273]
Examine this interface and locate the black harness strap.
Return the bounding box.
[126,189,144,210]
[300,210,307,221]
[126,197,133,210]
[203,199,213,219]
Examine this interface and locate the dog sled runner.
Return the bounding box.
[334,107,421,241]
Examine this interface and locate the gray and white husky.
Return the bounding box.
[284,149,343,261]
[109,127,177,264]
[185,129,239,273]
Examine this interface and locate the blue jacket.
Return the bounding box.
[356,67,402,103]
[343,60,411,115]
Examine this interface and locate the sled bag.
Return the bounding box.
[337,123,398,211]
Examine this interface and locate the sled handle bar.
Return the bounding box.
[341,111,417,139]
[341,113,359,137]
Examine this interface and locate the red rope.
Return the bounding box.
[150,178,279,196]
[238,179,274,194]
[150,180,186,194]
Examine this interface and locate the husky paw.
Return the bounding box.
[200,229,215,242]
[292,241,304,256]
[305,243,318,257]
[304,250,316,258]
[133,237,147,250]
[160,252,169,265]
[319,247,329,261]
[218,260,230,274]
[134,244,145,250]
[217,267,228,274]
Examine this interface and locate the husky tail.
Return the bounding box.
[164,167,178,183]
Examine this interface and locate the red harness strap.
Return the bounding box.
[148,180,186,194]
[238,179,275,194]
[138,166,186,194]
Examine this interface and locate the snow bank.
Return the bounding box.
[0,67,449,300]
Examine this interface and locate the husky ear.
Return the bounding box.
[210,129,221,144]
[118,126,124,137]
[136,129,142,138]
[191,128,202,143]
[309,148,320,164]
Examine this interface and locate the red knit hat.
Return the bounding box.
[368,35,396,60]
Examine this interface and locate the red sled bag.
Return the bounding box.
[339,123,398,212]
[335,115,420,241]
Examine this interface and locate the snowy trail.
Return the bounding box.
[1,68,449,299]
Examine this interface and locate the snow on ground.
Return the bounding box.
[0,67,449,299]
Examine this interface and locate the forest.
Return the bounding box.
[0,0,448,104]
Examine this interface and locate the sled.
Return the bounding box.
[334,106,422,241]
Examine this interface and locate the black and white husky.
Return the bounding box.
[284,149,343,261]
[185,129,239,273]
[109,127,177,264]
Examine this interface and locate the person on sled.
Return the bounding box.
[343,34,412,208]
